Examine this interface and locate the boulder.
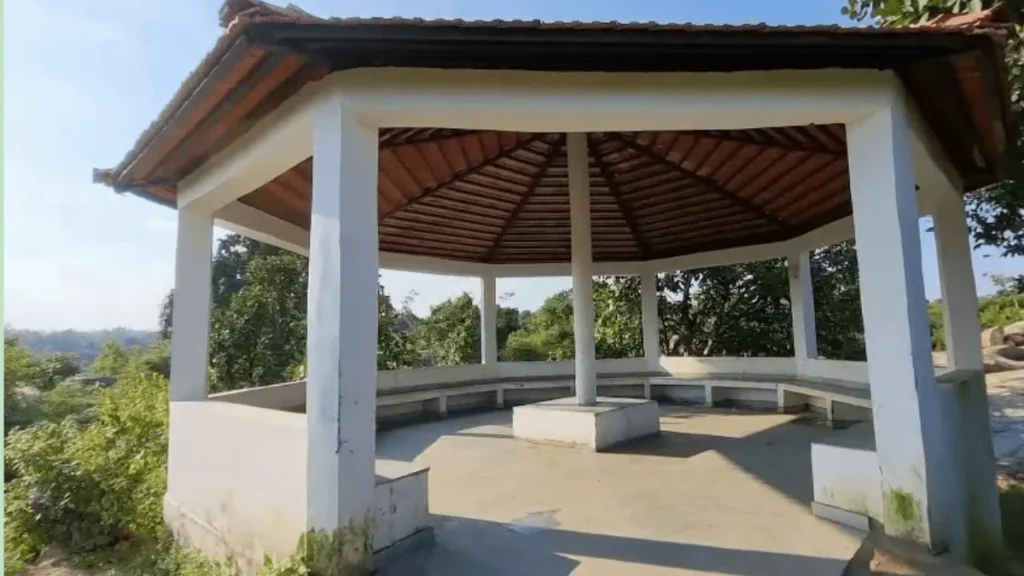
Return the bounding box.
[982,345,1024,373]
[1003,321,1024,345]
[981,326,1005,348]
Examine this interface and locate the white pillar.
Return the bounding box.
[169,207,213,402]
[934,197,983,371]
[933,191,1002,559]
[847,102,947,547]
[305,95,379,550]
[641,272,660,366]
[788,252,817,361]
[568,132,597,405]
[480,274,498,365]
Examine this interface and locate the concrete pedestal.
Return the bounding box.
[512,397,660,451]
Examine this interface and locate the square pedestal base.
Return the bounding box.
[512,397,660,451]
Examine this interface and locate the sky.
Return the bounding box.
[4,0,1022,331]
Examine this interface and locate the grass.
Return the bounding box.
[999,472,1024,575]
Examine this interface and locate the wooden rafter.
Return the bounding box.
[483,135,563,262]
[380,129,486,149]
[380,134,547,220]
[606,133,788,231]
[589,135,652,258]
[679,129,841,156]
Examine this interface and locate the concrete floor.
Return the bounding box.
[375,405,865,576]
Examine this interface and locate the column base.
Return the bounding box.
[512,397,660,451]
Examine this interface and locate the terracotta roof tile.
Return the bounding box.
[97,0,1014,193]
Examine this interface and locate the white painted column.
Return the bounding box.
[305,96,379,540]
[933,191,1002,558]
[934,197,983,371]
[568,132,597,405]
[169,207,214,402]
[480,273,498,365]
[641,271,660,367]
[847,102,947,547]
[787,252,818,361]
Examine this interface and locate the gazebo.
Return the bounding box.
[96,0,1014,571]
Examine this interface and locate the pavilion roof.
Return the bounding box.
[95,0,1015,264]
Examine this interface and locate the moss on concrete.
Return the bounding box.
[296,516,375,576]
[883,489,923,541]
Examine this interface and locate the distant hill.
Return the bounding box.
[5,328,159,364]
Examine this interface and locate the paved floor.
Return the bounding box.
[376,405,865,575]
[988,370,1024,472]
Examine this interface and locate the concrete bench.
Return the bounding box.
[647,374,871,425]
[376,373,652,419]
[376,372,875,425]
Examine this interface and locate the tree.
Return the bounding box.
[594,277,644,359]
[89,340,132,378]
[503,291,576,361]
[158,290,173,340]
[378,285,418,370]
[843,0,1024,258]
[413,293,481,366]
[208,250,308,391]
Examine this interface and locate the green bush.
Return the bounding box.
[980,293,1024,329]
[4,372,169,565]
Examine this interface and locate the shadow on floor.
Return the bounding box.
[377,410,512,462]
[382,514,851,576]
[377,405,829,506]
[608,412,824,505]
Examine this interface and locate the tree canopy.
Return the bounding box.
[843,0,1024,259]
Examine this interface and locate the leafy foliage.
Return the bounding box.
[208,249,309,391]
[503,291,576,361]
[656,242,864,360]
[4,338,88,436]
[843,0,1024,259]
[5,372,169,565]
[413,293,481,366]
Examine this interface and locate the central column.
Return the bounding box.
[641,271,660,367]
[788,252,817,362]
[306,94,378,564]
[567,132,597,405]
[480,273,498,365]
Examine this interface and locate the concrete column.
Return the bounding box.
[567,132,597,405]
[641,271,660,366]
[480,274,498,365]
[306,96,379,543]
[788,252,818,361]
[935,197,983,371]
[933,191,1002,559]
[847,102,946,547]
[169,207,213,402]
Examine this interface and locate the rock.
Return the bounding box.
[982,327,1006,348]
[983,345,1024,373]
[1003,321,1024,345]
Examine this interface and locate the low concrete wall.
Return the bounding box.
[166,401,307,571]
[207,357,894,425]
[797,359,869,386]
[658,356,797,377]
[811,423,882,523]
[167,401,429,573]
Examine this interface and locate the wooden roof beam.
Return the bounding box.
[483,136,564,262]
[589,135,652,258]
[606,133,788,231]
[380,133,549,219]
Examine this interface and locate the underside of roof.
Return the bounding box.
[95,0,1015,264]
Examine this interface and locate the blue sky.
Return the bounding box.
[4,0,1022,331]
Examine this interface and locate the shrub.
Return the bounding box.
[4,372,169,565]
